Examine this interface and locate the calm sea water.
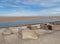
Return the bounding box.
[0,19,59,28]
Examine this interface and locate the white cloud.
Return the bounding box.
[15,0,60,7]
[0,7,60,16]
[0,0,60,7]
[0,0,60,16]
[38,7,60,16]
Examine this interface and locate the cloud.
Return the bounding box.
[0,7,60,16]
[38,7,60,16]
[0,0,60,16]
[0,0,60,7]
[15,0,60,7]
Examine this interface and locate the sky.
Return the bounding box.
[0,0,60,16]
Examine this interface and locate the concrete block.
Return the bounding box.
[22,29,38,39]
[40,24,48,29]
[19,26,27,29]
[29,24,41,30]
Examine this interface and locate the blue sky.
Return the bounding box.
[0,0,60,16]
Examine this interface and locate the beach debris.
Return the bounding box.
[22,29,38,39]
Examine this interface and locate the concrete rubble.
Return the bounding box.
[0,21,60,44]
[0,23,54,40]
[0,22,59,41]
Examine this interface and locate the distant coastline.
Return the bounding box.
[0,16,60,22]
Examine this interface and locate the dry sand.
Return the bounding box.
[0,16,60,22]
